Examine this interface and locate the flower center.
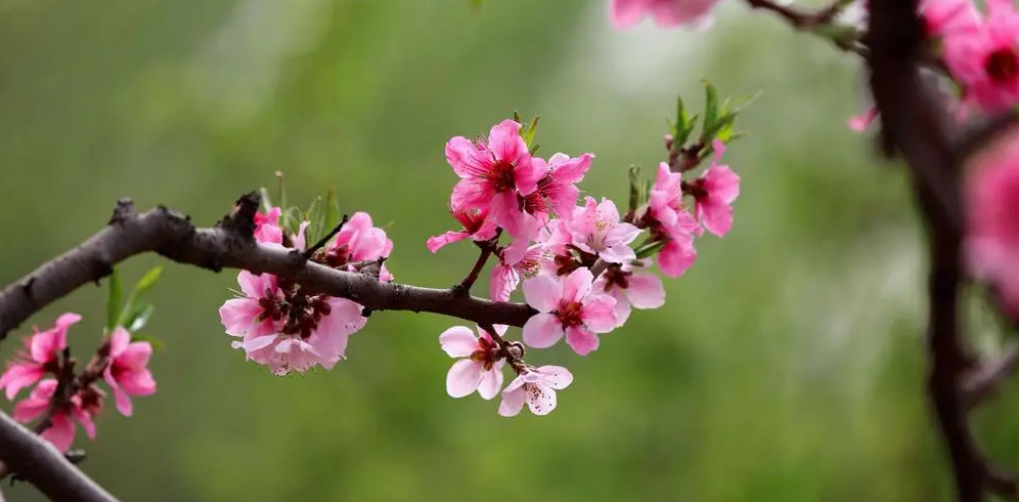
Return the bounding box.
[468,334,500,370]
[602,266,631,291]
[985,47,1019,83]
[488,160,516,192]
[556,300,584,328]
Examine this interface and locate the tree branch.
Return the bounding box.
[0,194,536,339]
[964,342,1019,411]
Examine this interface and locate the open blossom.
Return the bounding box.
[13,379,98,452]
[609,0,719,30]
[965,134,1019,313]
[439,325,506,400]
[943,0,1019,113]
[219,271,367,375]
[644,162,699,277]
[686,141,740,237]
[567,197,641,263]
[521,268,618,356]
[491,244,548,301]
[445,120,546,237]
[498,365,573,417]
[254,207,284,244]
[326,211,395,282]
[0,313,80,400]
[594,264,666,326]
[921,0,981,39]
[427,207,498,253]
[520,153,593,227]
[103,327,156,417]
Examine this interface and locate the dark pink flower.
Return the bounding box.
[445,120,547,237]
[687,141,740,237]
[521,268,618,355]
[427,207,498,253]
[102,327,156,417]
[0,313,80,400]
[644,162,699,277]
[965,136,1019,313]
[326,212,395,282]
[254,207,284,244]
[490,244,548,302]
[519,153,593,228]
[12,379,97,452]
[609,0,720,30]
[943,0,1019,113]
[921,0,981,39]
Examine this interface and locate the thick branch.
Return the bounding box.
[0,197,535,340]
[0,409,117,502]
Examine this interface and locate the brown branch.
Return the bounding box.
[304,214,349,259]
[963,342,1019,410]
[0,194,536,339]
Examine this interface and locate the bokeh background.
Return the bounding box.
[3,0,1018,500]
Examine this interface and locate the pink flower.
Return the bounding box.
[254,207,284,245]
[609,0,720,30]
[594,264,666,326]
[102,327,156,417]
[921,0,981,39]
[643,163,699,277]
[521,268,618,356]
[520,153,594,227]
[439,325,506,400]
[0,313,80,400]
[427,207,499,253]
[687,141,740,237]
[12,379,97,452]
[567,197,641,263]
[326,212,395,281]
[943,0,1019,113]
[497,365,573,417]
[445,120,547,237]
[219,271,283,341]
[847,107,878,132]
[491,244,548,302]
[965,136,1019,313]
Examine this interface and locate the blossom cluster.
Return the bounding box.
[0,314,156,452]
[219,208,393,375]
[432,119,739,416]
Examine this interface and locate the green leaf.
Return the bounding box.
[628,165,641,213]
[512,110,523,124]
[304,196,325,246]
[106,268,123,331]
[701,111,738,144]
[258,187,274,214]
[634,240,667,259]
[701,80,719,142]
[324,187,341,235]
[522,116,540,147]
[283,206,304,237]
[674,95,697,145]
[130,333,165,351]
[528,143,541,156]
[128,303,156,332]
[115,266,163,329]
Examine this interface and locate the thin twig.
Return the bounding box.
[304,214,349,259]
[455,235,500,296]
[963,342,1019,410]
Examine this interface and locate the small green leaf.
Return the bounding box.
[304,196,325,246]
[106,268,123,331]
[522,116,541,147]
[674,95,697,145]
[116,266,163,329]
[258,187,274,214]
[628,166,641,213]
[701,111,738,144]
[128,303,156,332]
[135,266,163,295]
[130,333,165,351]
[634,240,667,259]
[528,143,541,156]
[324,187,341,235]
[513,111,523,124]
[701,80,719,142]
[283,206,304,237]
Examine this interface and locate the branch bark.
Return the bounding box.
[0,194,536,339]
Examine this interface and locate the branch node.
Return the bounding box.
[304,214,348,260]
[107,198,135,225]
[218,192,261,240]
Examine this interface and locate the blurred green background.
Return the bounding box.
[3,0,1017,500]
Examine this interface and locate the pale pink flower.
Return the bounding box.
[497,365,573,417]
[965,135,1019,313]
[254,207,284,245]
[594,265,666,326]
[567,197,641,263]
[943,0,1019,113]
[519,153,594,227]
[687,141,740,237]
[921,0,981,39]
[445,120,547,237]
[12,379,96,452]
[491,244,548,302]
[326,211,395,282]
[427,207,498,253]
[609,0,719,30]
[521,268,618,356]
[439,325,506,400]
[102,327,156,417]
[0,313,80,400]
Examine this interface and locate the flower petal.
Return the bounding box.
[522,313,565,349]
[477,365,505,401]
[565,326,600,356]
[522,275,562,313]
[535,365,574,389]
[626,273,666,309]
[526,383,558,416]
[426,231,469,253]
[498,385,527,417]
[439,326,478,358]
[562,267,594,303]
[446,359,484,398]
[582,294,618,333]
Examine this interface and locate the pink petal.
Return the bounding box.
[237,271,274,298]
[477,365,505,401]
[439,326,479,358]
[697,201,734,237]
[522,313,565,349]
[581,294,618,333]
[107,327,132,358]
[427,231,469,253]
[562,268,594,303]
[41,414,75,452]
[219,298,262,337]
[106,369,133,417]
[450,178,493,210]
[12,396,48,422]
[704,165,740,203]
[658,239,697,278]
[522,275,563,313]
[570,197,599,239]
[117,342,152,370]
[525,383,557,416]
[490,191,526,237]
[599,244,637,264]
[610,0,647,29]
[488,120,527,165]
[446,359,484,398]
[847,108,878,132]
[71,407,96,440]
[535,365,574,389]
[445,136,483,178]
[118,369,156,396]
[292,221,310,252]
[513,157,545,197]
[610,289,633,327]
[0,365,44,400]
[490,265,520,302]
[625,273,666,309]
[498,385,527,417]
[549,153,593,184]
[565,326,600,356]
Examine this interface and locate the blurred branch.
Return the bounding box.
[964,342,1019,410]
[0,408,117,502]
[0,193,536,341]
[744,0,865,54]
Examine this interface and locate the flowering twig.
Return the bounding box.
[454,232,502,296]
[745,0,865,54]
[304,214,349,260]
[0,194,536,341]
